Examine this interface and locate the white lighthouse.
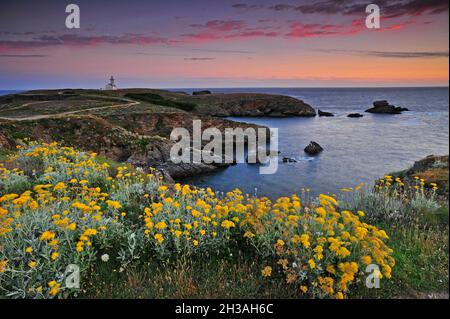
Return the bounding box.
[105,76,118,90]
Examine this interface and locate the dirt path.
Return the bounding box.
[0,97,140,122]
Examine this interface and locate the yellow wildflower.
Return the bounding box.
[154,233,164,243]
[261,266,272,277]
[39,231,56,241]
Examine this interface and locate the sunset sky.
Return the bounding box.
[0,0,448,89]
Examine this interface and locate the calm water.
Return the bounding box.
[0,90,24,96]
[181,87,449,198]
[1,88,449,198]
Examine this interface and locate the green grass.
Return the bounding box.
[351,220,449,299]
[81,184,449,300]
[95,155,122,169]
[0,149,12,162]
[82,254,297,299]
[81,217,449,299]
[8,130,32,141]
[345,184,449,298]
[124,93,197,112]
[1,139,448,299]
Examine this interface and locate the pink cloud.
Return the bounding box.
[286,18,413,39]
[190,20,247,32]
[0,33,175,53]
[183,28,281,43]
[181,32,223,42]
[265,0,448,18]
[286,22,363,38]
[0,16,418,53]
[182,18,281,43]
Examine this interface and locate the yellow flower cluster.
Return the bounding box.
[0,142,395,299]
[377,175,438,193]
[141,183,394,299]
[0,143,128,298]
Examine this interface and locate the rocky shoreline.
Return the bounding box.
[0,113,271,182]
[191,93,317,117]
[391,155,449,198]
[0,89,417,181]
[1,89,290,180]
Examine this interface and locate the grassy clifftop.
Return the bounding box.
[0,88,317,119]
[0,89,274,180]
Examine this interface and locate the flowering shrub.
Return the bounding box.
[348,175,442,224]
[0,142,395,299]
[143,188,395,299]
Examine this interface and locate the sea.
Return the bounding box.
[0,90,24,96]
[180,87,449,198]
[1,87,449,198]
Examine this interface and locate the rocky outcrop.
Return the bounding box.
[390,155,449,199]
[126,136,231,180]
[0,114,250,181]
[0,127,16,149]
[115,89,317,117]
[282,157,297,163]
[192,93,316,117]
[348,113,364,118]
[101,112,270,144]
[409,155,449,174]
[0,115,143,162]
[318,110,334,117]
[193,90,212,96]
[0,89,314,180]
[366,100,409,114]
[304,141,324,155]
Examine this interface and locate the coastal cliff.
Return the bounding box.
[0,88,288,180]
[187,93,316,117]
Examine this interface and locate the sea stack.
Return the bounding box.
[304,141,324,155]
[365,100,409,114]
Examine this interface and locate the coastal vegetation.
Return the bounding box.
[0,142,447,299]
[0,89,278,180]
[0,89,448,299]
[124,93,197,112]
[343,167,449,298]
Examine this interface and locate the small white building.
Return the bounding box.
[105,76,118,90]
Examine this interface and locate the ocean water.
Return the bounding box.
[181,87,449,198]
[0,90,24,96]
[1,88,448,198]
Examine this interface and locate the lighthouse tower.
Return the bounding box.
[105,76,118,90]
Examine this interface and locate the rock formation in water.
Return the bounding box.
[348,113,364,118]
[304,141,324,155]
[366,100,409,114]
[318,110,335,117]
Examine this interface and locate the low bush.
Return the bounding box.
[0,142,395,299]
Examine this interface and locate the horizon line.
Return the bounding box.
[1,85,449,91]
